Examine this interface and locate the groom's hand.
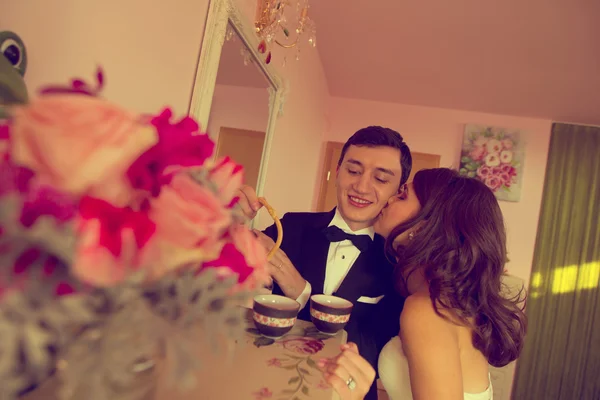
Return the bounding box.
[254,231,306,299]
[236,185,262,220]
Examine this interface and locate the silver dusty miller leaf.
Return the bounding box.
[141,268,254,391]
[0,194,76,266]
[0,291,100,400]
[0,266,255,399]
[56,292,161,400]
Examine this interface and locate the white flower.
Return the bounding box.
[486,139,502,153]
[485,152,501,167]
[474,136,489,147]
[500,150,513,164]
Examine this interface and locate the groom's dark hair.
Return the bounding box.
[338,126,413,186]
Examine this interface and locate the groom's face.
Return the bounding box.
[336,145,403,231]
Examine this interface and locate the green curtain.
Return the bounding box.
[512,124,600,399]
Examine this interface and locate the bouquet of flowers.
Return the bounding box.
[0,69,269,400]
[459,126,520,194]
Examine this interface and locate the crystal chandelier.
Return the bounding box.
[254,0,316,65]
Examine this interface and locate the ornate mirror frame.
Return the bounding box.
[188,0,286,204]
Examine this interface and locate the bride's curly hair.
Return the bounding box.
[385,168,527,368]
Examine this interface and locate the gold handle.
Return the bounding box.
[257,197,283,261]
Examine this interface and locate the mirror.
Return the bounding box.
[208,24,271,190]
[189,0,286,205]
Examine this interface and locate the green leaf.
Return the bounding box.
[306,358,319,369]
[288,376,300,384]
[467,171,476,178]
[459,168,468,175]
[465,163,478,171]
[254,337,275,347]
[461,156,471,164]
[284,365,297,370]
[302,386,309,395]
[299,367,310,375]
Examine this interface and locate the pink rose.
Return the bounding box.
[485,175,503,192]
[209,156,244,207]
[222,224,270,286]
[500,173,512,187]
[477,165,492,179]
[142,173,231,277]
[9,95,157,203]
[229,224,267,269]
[500,164,517,177]
[469,146,487,162]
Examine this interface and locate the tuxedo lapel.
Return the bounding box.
[334,236,389,302]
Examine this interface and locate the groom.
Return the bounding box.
[238,126,412,399]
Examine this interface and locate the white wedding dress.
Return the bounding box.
[378,336,493,400]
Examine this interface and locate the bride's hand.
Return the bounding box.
[318,343,376,400]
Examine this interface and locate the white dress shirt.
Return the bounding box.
[295,209,374,309]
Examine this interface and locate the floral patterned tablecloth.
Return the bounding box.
[176,309,347,400]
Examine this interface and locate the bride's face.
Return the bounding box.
[374,183,422,239]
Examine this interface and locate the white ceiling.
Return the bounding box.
[310,0,600,125]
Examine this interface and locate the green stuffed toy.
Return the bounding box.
[0,30,28,118]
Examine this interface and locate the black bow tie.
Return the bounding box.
[323,225,372,252]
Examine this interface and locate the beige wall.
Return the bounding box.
[325,97,552,399]
[326,96,552,286]
[3,0,330,231]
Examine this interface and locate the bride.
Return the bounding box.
[318,168,527,400]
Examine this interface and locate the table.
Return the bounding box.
[171,309,348,400]
[23,309,347,400]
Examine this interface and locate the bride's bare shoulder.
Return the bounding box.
[399,294,458,343]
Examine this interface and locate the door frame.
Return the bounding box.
[316,141,344,212]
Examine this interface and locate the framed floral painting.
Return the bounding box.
[459,124,526,202]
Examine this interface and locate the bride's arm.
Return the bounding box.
[400,294,463,400]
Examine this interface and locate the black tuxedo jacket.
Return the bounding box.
[263,209,404,399]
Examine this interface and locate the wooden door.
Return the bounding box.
[316,141,441,212]
[408,152,441,183]
[215,127,266,189]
